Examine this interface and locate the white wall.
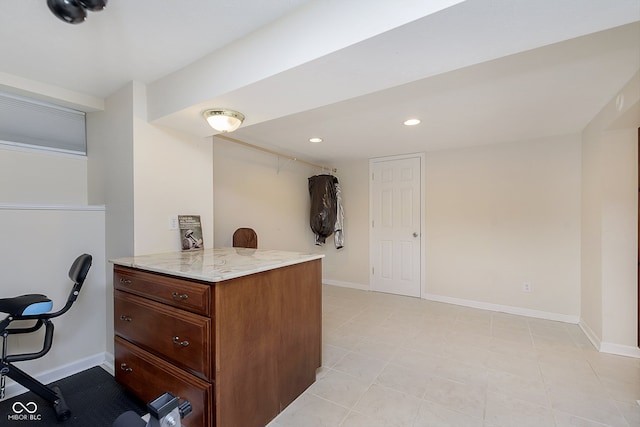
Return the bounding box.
[213,139,372,284]
[0,207,105,379]
[87,83,136,359]
[581,129,638,355]
[87,82,135,261]
[212,138,319,252]
[580,134,603,339]
[88,81,214,258]
[580,70,639,356]
[425,134,582,319]
[133,84,214,255]
[0,147,88,205]
[322,159,370,288]
[601,130,637,348]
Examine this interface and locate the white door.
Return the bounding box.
[370,155,422,298]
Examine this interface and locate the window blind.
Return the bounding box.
[0,91,86,155]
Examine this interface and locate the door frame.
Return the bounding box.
[369,153,426,298]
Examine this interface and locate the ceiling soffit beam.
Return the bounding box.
[150,0,640,138]
[145,0,466,122]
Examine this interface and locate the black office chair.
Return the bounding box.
[0,253,92,421]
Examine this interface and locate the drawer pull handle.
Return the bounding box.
[172,336,190,347]
[171,292,189,300]
[120,363,133,373]
[119,278,132,285]
[119,315,132,322]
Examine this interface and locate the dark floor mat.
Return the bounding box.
[0,366,146,426]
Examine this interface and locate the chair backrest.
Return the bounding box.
[55,253,92,315]
[69,253,92,286]
[232,228,258,249]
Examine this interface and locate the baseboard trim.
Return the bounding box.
[600,342,640,358]
[103,351,115,375]
[323,279,369,291]
[579,320,640,359]
[578,320,602,350]
[422,293,580,324]
[2,352,110,400]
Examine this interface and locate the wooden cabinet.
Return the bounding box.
[113,258,322,427]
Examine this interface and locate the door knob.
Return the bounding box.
[413,232,419,237]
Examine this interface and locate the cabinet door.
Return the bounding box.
[115,336,213,427]
[114,290,212,381]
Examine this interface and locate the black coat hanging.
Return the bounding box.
[308,174,338,245]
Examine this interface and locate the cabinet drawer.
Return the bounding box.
[115,336,213,427]
[114,266,211,316]
[114,290,212,381]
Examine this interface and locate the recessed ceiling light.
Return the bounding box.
[403,118,421,126]
[309,137,323,143]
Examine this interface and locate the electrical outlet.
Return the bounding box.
[169,215,179,230]
[522,282,532,293]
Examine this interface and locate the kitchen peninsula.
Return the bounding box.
[111,248,323,427]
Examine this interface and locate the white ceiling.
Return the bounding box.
[0,0,311,98]
[1,0,639,165]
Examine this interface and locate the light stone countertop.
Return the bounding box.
[110,247,324,283]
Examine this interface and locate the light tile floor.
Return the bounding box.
[268,285,640,427]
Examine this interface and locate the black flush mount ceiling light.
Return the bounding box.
[47,0,108,24]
